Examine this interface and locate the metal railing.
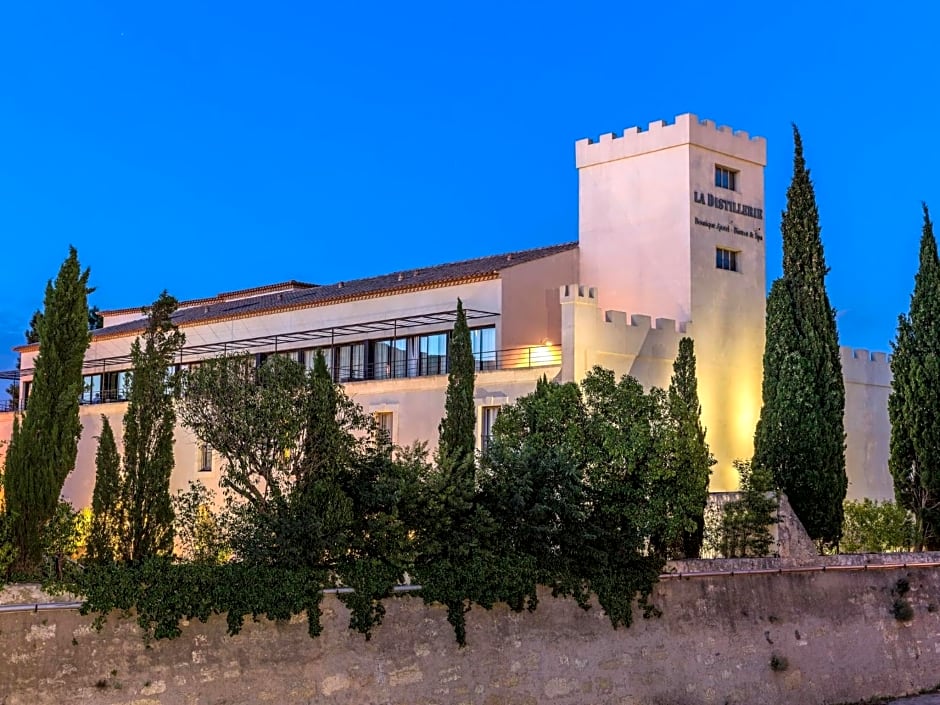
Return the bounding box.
[330,346,560,384]
[2,346,561,412]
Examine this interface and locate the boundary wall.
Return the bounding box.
[5,557,940,705]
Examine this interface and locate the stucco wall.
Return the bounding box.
[4,564,940,705]
[46,365,559,510]
[499,249,578,351]
[842,347,893,501]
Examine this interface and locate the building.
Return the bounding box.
[0,114,894,506]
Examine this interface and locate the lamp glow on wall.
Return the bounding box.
[529,340,561,367]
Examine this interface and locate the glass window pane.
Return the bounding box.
[373,340,390,380]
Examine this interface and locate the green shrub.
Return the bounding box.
[707,460,779,558]
[0,510,14,584]
[841,499,915,554]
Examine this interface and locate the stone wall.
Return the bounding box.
[4,564,940,705]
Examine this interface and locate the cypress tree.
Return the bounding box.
[438,298,476,477]
[302,351,352,485]
[3,247,91,572]
[663,337,714,558]
[121,291,183,562]
[753,125,846,547]
[87,417,122,563]
[888,204,940,549]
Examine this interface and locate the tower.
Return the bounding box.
[575,114,767,489]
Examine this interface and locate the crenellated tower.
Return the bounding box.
[574,114,767,490]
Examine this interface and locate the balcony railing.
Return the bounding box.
[328,345,561,383]
[1,345,562,412]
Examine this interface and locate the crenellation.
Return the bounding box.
[840,346,892,388]
[575,113,766,169]
[655,317,677,332]
[560,284,598,302]
[604,310,627,327]
[840,346,892,365]
[630,314,652,328]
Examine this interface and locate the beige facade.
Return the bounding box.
[0,113,893,507]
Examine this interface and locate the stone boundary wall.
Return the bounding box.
[5,560,940,705]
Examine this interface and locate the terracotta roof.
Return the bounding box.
[99,279,319,316]
[58,241,577,345]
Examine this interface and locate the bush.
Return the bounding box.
[42,501,89,560]
[0,511,14,584]
[171,481,229,564]
[841,499,915,553]
[704,460,778,558]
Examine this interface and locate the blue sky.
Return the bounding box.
[1,1,937,374]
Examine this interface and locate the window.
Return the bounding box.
[715,165,737,191]
[372,338,407,379]
[716,247,739,272]
[81,373,101,404]
[336,343,366,382]
[419,333,448,376]
[307,348,332,376]
[375,411,394,442]
[198,443,213,472]
[481,405,501,453]
[470,327,497,371]
[78,370,131,404]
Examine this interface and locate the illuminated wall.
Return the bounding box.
[574,114,767,490]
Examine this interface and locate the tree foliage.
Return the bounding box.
[121,291,183,562]
[753,125,846,548]
[410,300,488,643]
[438,298,476,474]
[178,351,417,637]
[4,247,91,573]
[888,204,940,550]
[171,481,228,564]
[841,499,915,554]
[473,368,671,641]
[656,337,714,558]
[180,354,309,510]
[711,460,778,558]
[86,417,122,564]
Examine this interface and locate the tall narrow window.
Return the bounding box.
[470,327,497,371]
[198,443,213,472]
[716,247,739,272]
[337,343,366,382]
[308,348,332,376]
[419,333,448,376]
[81,374,101,404]
[481,405,501,453]
[375,411,394,442]
[715,165,737,191]
[372,339,407,379]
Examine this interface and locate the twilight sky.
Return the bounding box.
[1,1,937,374]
